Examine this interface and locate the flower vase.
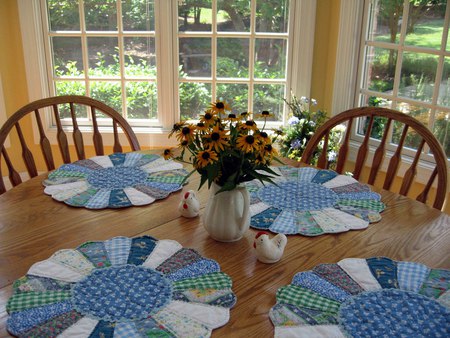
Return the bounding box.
[202,182,250,242]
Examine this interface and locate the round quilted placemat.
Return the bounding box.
[269,257,450,338]
[43,153,189,209]
[7,236,236,337]
[245,166,385,236]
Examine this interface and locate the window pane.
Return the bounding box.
[433,110,450,158]
[363,46,396,93]
[52,37,84,77]
[358,95,392,140]
[84,0,117,31]
[55,82,87,118]
[126,81,157,119]
[256,0,289,33]
[253,84,285,121]
[179,82,212,120]
[124,37,156,77]
[122,0,154,31]
[398,52,437,103]
[438,57,450,107]
[178,0,212,32]
[404,1,446,49]
[216,83,248,113]
[217,38,249,78]
[87,37,119,77]
[367,0,402,43]
[90,81,122,114]
[47,0,80,31]
[179,38,211,77]
[393,103,430,150]
[217,0,250,32]
[254,39,287,79]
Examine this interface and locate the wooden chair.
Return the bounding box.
[0,95,140,194]
[301,106,448,209]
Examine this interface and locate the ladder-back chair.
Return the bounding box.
[300,107,448,209]
[0,95,141,194]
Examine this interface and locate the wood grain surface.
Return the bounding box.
[0,152,449,337]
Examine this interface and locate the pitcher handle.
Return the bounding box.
[237,186,250,232]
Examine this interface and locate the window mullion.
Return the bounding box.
[212,0,217,101]
[248,0,256,113]
[116,0,127,119]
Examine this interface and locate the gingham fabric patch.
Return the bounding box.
[397,261,431,293]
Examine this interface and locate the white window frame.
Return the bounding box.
[333,0,450,184]
[18,0,316,148]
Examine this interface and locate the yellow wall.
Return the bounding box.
[1,0,448,213]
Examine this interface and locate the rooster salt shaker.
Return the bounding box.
[178,190,200,218]
[253,231,287,263]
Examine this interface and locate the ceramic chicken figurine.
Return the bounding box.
[178,190,200,218]
[253,231,287,263]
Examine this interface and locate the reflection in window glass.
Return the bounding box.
[179,38,211,77]
[122,0,154,31]
[217,0,250,32]
[124,37,156,77]
[392,103,430,150]
[253,84,285,121]
[87,37,119,77]
[217,38,249,78]
[254,39,287,79]
[126,81,157,119]
[47,0,80,31]
[255,0,289,33]
[438,57,450,108]
[398,52,437,103]
[178,0,212,32]
[216,83,248,113]
[363,46,397,93]
[367,0,402,43]
[433,110,450,157]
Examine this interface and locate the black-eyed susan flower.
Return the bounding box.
[240,111,250,120]
[272,128,285,136]
[210,100,231,114]
[236,134,260,153]
[255,131,270,145]
[199,109,217,126]
[176,124,196,142]
[179,139,189,148]
[206,125,229,152]
[255,110,274,119]
[239,120,258,131]
[169,121,185,138]
[196,122,209,132]
[195,149,219,168]
[163,148,174,160]
[224,113,240,123]
[262,143,278,157]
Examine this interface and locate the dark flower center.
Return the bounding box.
[246,135,255,144]
[265,144,273,151]
[228,114,236,119]
[182,126,191,135]
[164,149,171,155]
[201,152,211,160]
[245,121,254,126]
[262,110,270,116]
[215,102,224,109]
[260,131,268,138]
[181,140,188,146]
[241,112,248,116]
[197,122,205,128]
[205,113,213,120]
[211,132,220,141]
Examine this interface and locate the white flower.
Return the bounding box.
[288,116,300,125]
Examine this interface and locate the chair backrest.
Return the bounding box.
[0,95,140,194]
[301,107,448,210]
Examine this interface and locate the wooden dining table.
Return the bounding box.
[0,152,449,337]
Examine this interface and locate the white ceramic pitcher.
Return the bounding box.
[202,182,250,242]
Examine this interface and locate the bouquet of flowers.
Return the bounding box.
[163,101,280,192]
[273,95,344,167]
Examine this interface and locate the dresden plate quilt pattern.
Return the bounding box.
[43,153,189,209]
[6,236,236,337]
[270,257,450,337]
[245,166,385,236]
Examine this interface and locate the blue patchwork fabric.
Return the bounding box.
[73,159,103,170]
[56,163,94,175]
[278,166,299,180]
[250,207,282,230]
[85,189,111,209]
[420,269,450,299]
[109,153,127,166]
[292,272,351,303]
[335,191,381,201]
[331,182,370,194]
[65,188,98,207]
[258,182,338,212]
[114,321,139,337]
[367,257,399,289]
[127,236,157,266]
[145,181,183,192]
[72,265,172,322]
[104,236,132,266]
[123,152,143,167]
[297,167,319,182]
[269,210,298,234]
[87,167,148,190]
[397,261,431,292]
[311,170,338,184]
[166,259,220,282]
[134,154,160,167]
[15,275,72,293]
[89,320,115,337]
[77,241,111,268]
[270,303,338,326]
[7,300,73,336]
[134,316,173,337]
[209,293,237,308]
[109,189,132,208]
[339,289,450,337]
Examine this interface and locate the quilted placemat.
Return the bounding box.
[6,236,236,337]
[270,257,450,337]
[43,153,189,209]
[245,166,385,236]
